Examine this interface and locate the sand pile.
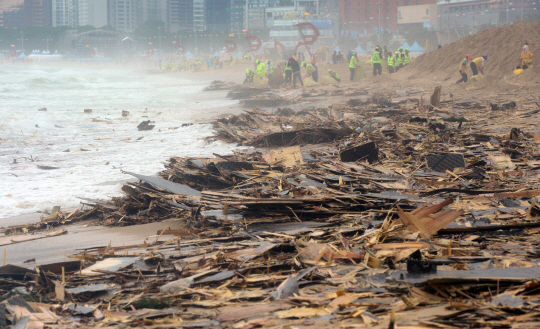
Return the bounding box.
[396,21,540,81]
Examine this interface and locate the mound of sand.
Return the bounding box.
[304,77,320,87]
[319,76,339,85]
[253,75,269,87]
[396,21,540,82]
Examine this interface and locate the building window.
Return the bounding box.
[349,2,352,5]
[367,9,371,13]
[426,9,429,14]
[396,1,401,5]
[358,9,362,13]
[416,0,421,4]
[358,2,362,5]
[368,2,372,5]
[405,1,410,5]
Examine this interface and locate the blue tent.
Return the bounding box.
[18,52,26,58]
[409,41,424,53]
[213,51,220,57]
[356,45,366,54]
[185,51,194,57]
[235,50,243,58]
[402,42,411,50]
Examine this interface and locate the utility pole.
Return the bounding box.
[377,2,381,42]
[20,31,24,54]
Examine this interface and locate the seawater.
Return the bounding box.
[0,65,238,219]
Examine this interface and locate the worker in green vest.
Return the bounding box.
[284,59,292,83]
[256,61,266,77]
[328,69,340,83]
[349,51,358,81]
[394,51,402,72]
[387,51,395,74]
[371,47,382,76]
[302,62,318,82]
[267,60,274,80]
[404,48,411,65]
[244,69,254,84]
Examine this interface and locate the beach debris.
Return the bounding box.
[137,120,155,131]
[38,108,47,112]
[84,109,92,113]
[122,110,130,117]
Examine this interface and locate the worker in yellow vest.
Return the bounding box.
[328,69,341,83]
[457,54,471,83]
[244,69,254,84]
[394,51,402,72]
[387,51,395,74]
[404,48,411,65]
[267,60,274,80]
[370,47,382,76]
[349,51,358,80]
[256,61,266,77]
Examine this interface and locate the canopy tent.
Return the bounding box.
[213,51,220,57]
[402,42,411,50]
[185,51,194,57]
[18,52,26,58]
[409,41,424,53]
[356,45,366,54]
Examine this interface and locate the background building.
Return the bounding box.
[107,0,139,32]
[0,0,52,28]
[78,0,107,28]
[339,0,437,36]
[397,3,438,29]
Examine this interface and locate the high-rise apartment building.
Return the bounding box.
[52,0,74,27]
[0,0,51,28]
[168,0,193,32]
[107,0,139,32]
[140,0,167,23]
[78,0,107,27]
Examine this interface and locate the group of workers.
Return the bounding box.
[457,54,488,83]
[244,59,275,84]
[386,48,411,74]
[159,55,229,72]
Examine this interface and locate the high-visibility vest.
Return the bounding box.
[268,64,274,74]
[371,51,382,64]
[388,55,394,67]
[404,54,410,65]
[256,63,266,77]
[306,64,316,74]
[285,61,292,71]
[458,59,468,73]
[395,55,402,66]
[349,56,357,69]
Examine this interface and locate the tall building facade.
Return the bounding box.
[52,0,74,27]
[206,0,229,31]
[78,0,107,27]
[0,0,51,27]
[107,0,139,32]
[140,0,167,23]
[168,0,193,32]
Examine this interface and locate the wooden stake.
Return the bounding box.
[3,249,5,265]
[62,267,65,284]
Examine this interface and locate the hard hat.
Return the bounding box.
[256,59,260,63]
[395,51,399,54]
[467,54,472,61]
[328,69,332,72]
[405,48,409,51]
[399,47,403,50]
[482,54,488,60]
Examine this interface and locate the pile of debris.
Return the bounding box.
[4,85,540,327]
